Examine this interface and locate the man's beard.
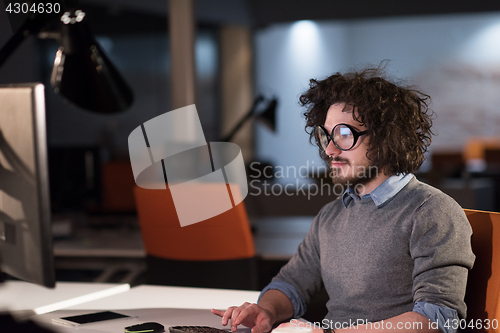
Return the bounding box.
[329,157,378,193]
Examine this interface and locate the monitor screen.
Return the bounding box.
[0,83,55,288]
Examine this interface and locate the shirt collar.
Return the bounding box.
[341,173,414,208]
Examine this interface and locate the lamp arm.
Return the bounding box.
[0,28,30,68]
[0,11,51,68]
[221,108,255,142]
[221,96,264,142]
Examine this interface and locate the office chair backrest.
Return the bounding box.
[134,184,258,289]
[134,184,255,261]
[464,209,500,332]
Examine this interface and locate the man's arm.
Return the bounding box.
[258,289,295,326]
[409,194,474,319]
[336,312,440,333]
[282,312,440,333]
[211,289,294,333]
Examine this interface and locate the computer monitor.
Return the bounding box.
[0,83,55,288]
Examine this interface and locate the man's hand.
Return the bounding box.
[212,289,293,333]
[211,302,276,333]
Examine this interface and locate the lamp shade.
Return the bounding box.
[220,96,277,142]
[258,97,277,132]
[50,10,133,113]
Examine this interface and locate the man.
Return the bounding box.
[212,68,475,333]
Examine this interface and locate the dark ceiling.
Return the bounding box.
[5,0,499,36]
[248,0,500,27]
[79,0,500,32]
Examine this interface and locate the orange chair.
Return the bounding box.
[134,184,257,290]
[463,138,500,161]
[464,209,500,332]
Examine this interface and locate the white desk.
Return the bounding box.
[3,282,259,333]
[65,285,260,311]
[0,281,130,313]
[36,308,252,333]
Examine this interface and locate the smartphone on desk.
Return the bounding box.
[52,310,135,327]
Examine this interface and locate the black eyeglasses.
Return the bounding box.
[314,124,368,151]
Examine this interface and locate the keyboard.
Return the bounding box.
[169,326,230,333]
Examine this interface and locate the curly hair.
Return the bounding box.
[299,67,434,175]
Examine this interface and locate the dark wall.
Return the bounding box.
[0,3,221,211]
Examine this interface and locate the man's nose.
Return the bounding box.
[325,140,341,157]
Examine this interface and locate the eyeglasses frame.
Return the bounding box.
[315,123,368,152]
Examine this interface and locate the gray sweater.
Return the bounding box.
[272,177,475,324]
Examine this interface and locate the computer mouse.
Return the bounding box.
[125,322,165,333]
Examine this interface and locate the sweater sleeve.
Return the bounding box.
[409,192,475,320]
[269,209,325,318]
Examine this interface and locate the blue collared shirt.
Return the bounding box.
[261,173,458,333]
[341,173,413,208]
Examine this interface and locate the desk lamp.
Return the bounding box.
[0,1,133,113]
[221,96,277,142]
